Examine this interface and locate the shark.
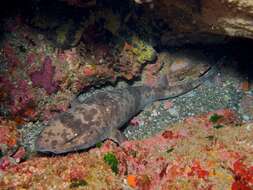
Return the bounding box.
[35,63,219,154]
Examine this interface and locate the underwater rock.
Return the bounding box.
[30,18,84,49]
[239,93,253,121]
[2,109,253,189]
[9,80,35,117]
[117,36,157,80]
[0,118,26,171]
[128,36,157,64]
[0,17,159,121]
[0,119,21,155]
[0,151,123,189]
[27,0,86,49]
[3,43,21,67]
[141,0,253,45]
[61,0,96,7]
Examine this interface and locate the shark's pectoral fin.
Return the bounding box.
[109,130,127,145]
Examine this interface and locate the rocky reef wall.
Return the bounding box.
[137,0,253,42]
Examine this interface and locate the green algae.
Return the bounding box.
[103,152,118,174]
[213,124,225,129]
[206,135,215,141]
[69,179,88,188]
[209,113,223,123]
[166,148,174,154]
[95,142,102,148]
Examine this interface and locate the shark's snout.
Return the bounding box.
[35,120,79,154]
[35,107,106,154]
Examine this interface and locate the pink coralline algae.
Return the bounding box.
[26,52,36,65]
[30,56,59,95]
[0,77,12,94]
[1,110,253,189]
[10,80,34,115]
[0,147,26,171]
[3,42,21,67]
[129,117,142,127]
[0,119,26,171]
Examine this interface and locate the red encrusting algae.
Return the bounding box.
[0,119,26,171]
[0,108,252,189]
[231,160,253,190]
[3,42,21,67]
[10,80,34,116]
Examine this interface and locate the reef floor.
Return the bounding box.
[1,109,253,189]
[19,48,253,153]
[1,48,253,189]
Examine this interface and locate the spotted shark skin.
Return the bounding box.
[36,64,219,154]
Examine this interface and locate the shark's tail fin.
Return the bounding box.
[154,58,223,101]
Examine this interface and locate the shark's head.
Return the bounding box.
[35,112,103,154]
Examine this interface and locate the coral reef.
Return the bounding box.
[9,80,35,118]
[127,36,156,64]
[0,119,20,154]
[1,110,253,189]
[0,152,122,189]
[0,10,157,121]
[1,1,253,189]
[0,118,26,171]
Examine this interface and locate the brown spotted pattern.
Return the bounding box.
[36,65,217,154]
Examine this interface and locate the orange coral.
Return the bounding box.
[127,175,137,188]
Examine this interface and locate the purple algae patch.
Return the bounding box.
[30,56,59,95]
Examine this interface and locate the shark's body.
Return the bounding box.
[36,64,218,154]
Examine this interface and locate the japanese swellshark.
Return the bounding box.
[36,63,219,154]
